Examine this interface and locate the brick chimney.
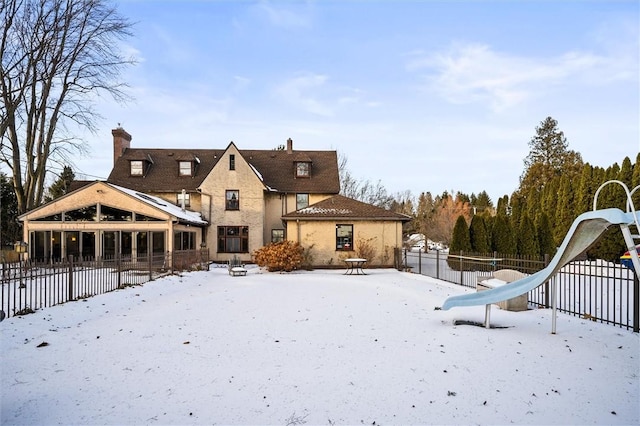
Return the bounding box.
[112,126,132,165]
[286,138,293,154]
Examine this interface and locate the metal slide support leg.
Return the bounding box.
[551,279,557,334]
[484,304,491,329]
[620,224,640,282]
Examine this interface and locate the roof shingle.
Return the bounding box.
[107,146,340,194]
[282,195,411,221]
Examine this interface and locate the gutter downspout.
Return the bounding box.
[197,189,213,247]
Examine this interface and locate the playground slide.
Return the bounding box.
[441,208,640,311]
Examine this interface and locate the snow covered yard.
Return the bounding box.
[1,267,638,425]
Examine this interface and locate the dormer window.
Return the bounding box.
[179,161,192,176]
[129,154,153,177]
[130,160,143,176]
[295,161,310,178]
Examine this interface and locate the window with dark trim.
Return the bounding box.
[226,190,239,210]
[217,226,249,253]
[177,192,191,207]
[100,205,133,222]
[336,224,353,251]
[65,205,98,221]
[130,160,143,176]
[174,231,196,251]
[229,154,235,170]
[271,229,285,243]
[295,162,310,177]
[179,161,192,176]
[296,193,309,210]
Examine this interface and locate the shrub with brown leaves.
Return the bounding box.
[253,241,304,272]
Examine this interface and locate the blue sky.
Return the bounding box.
[75,0,639,203]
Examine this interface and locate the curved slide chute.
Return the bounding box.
[441,207,640,332]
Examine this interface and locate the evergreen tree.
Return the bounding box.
[575,163,594,215]
[496,195,509,217]
[450,215,472,253]
[45,166,76,202]
[509,192,525,235]
[472,190,494,217]
[539,178,559,230]
[554,174,575,245]
[590,165,625,261]
[519,116,583,195]
[524,187,541,227]
[536,212,555,258]
[469,215,490,253]
[1,173,21,249]
[632,153,640,208]
[491,215,516,254]
[617,157,633,199]
[517,213,539,256]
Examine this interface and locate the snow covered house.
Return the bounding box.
[19,127,409,266]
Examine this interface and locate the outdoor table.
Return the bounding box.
[344,258,367,275]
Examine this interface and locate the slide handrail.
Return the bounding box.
[593,180,640,236]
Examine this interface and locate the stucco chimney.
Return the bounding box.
[286,138,293,154]
[112,126,132,165]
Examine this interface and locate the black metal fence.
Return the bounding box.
[1,249,209,319]
[400,248,639,332]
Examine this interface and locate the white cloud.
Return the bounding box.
[273,73,334,116]
[233,76,251,91]
[407,40,636,112]
[252,1,313,29]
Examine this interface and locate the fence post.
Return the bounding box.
[436,249,440,279]
[459,251,464,286]
[117,253,122,289]
[68,255,74,301]
[634,273,639,333]
[543,253,550,308]
[418,249,422,275]
[148,252,153,282]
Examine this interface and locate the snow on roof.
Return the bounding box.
[108,183,207,225]
[298,206,353,215]
[248,163,263,181]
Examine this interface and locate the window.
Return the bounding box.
[130,160,143,176]
[295,162,310,177]
[179,161,192,176]
[100,205,133,222]
[229,154,235,170]
[174,231,196,251]
[135,213,162,221]
[226,190,239,210]
[296,193,309,210]
[65,205,97,221]
[217,226,249,253]
[271,229,285,243]
[34,213,63,221]
[177,192,190,207]
[336,224,353,251]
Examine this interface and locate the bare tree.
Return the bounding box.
[1,0,135,214]
[338,151,395,209]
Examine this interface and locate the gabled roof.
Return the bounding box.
[19,181,207,226]
[282,195,411,221]
[106,146,340,194]
[242,149,339,193]
[111,183,207,226]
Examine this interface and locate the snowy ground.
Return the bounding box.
[1,267,638,425]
